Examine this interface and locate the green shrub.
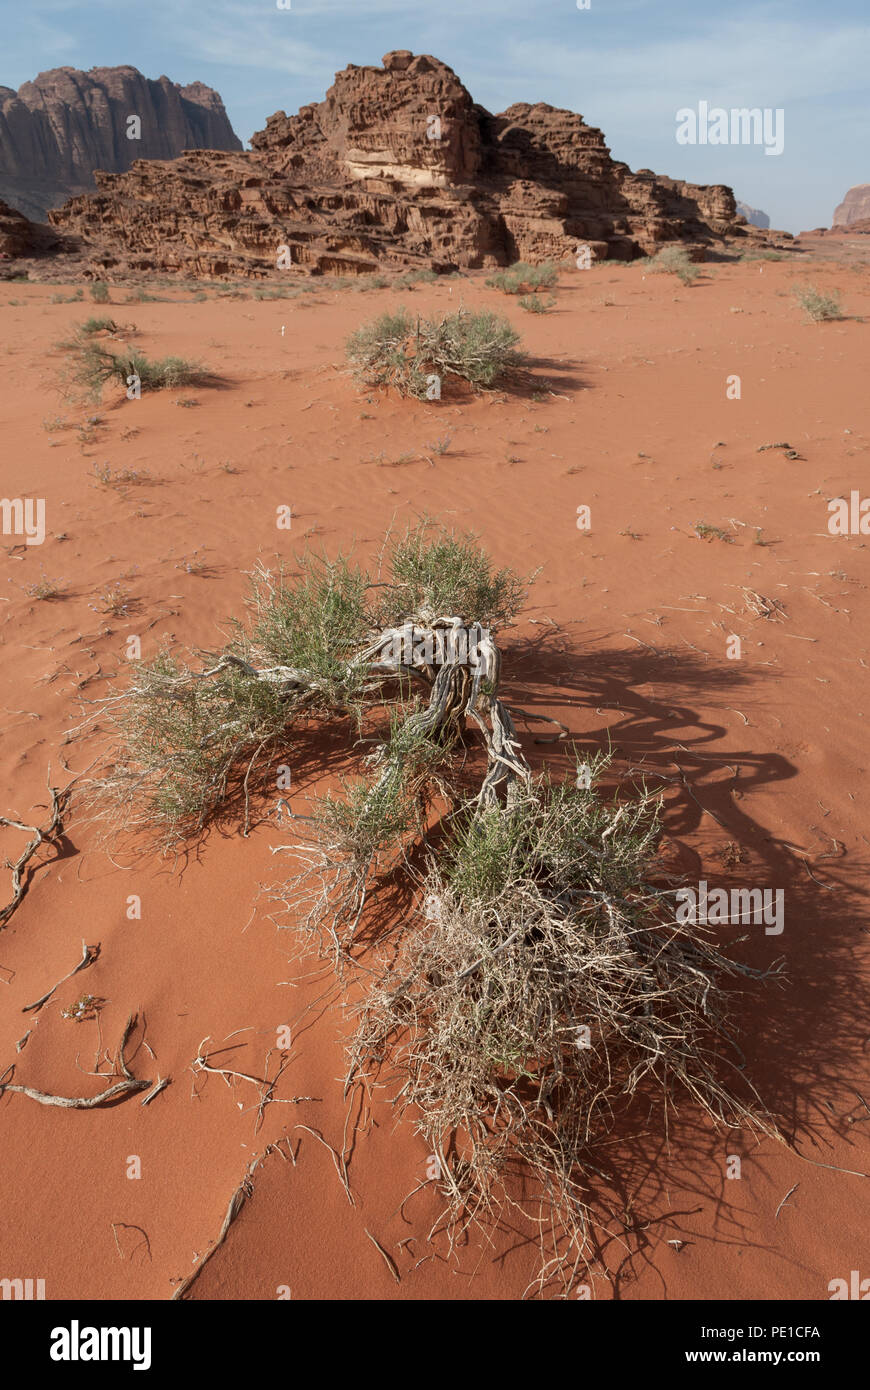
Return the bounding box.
[485,261,558,295]
[793,284,843,322]
[346,306,522,397]
[740,248,791,262]
[518,293,556,313]
[89,282,110,303]
[61,343,211,403]
[377,518,527,628]
[646,246,700,284]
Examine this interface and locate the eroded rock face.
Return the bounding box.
[45,52,787,279]
[0,65,242,222]
[0,197,71,274]
[833,184,870,227]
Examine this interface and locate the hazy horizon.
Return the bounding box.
[2,0,868,233]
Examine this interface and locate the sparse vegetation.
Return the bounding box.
[793,284,843,322]
[694,521,733,542]
[740,248,791,262]
[425,433,452,456]
[85,522,776,1294]
[95,582,134,617]
[645,245,701,285]
[77,316,122,337]
[346,307,523,398]
[518,293,556,313]
[23,570,66,600]
[89,282,110,303]
[60,341,211,403]
[91,461,152,490]
[486,261,558,295]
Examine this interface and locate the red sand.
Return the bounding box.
[1,252,868,1300]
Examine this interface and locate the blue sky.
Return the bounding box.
[2,0,868,232]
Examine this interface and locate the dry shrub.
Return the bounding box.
[342,766,779,1292]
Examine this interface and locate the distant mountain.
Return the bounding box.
[0,65,242,222]
[833,184,870,226]
[736,201,770,229]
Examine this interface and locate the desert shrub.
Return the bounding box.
[393,269,439,288]
[377,518,527,628]
[56,317,125,352]
[230,555,374,714]
[346,307,522,397]
[645,245,700,284]
[422,309,522,389]
[346,761,774,1293]
[60,342,210,403]
[122,289,171,304]
[518,293,556,313]
[793,284,843,322]
[486,261,558,295]
[740,248,791,262]
[89,282,110,303]
[86,524,526,845]
[87,523,773,1293]
[354,274,390,292]
[78,315,121,336]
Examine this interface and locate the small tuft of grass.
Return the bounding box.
[425,434,452,456]
[91,461,152,490]
[89,282,111,303]
[518,293,556,313]
[23,569,66,600]
[175,551,211,575]
[694,521,733,543]
[94,582,134,616]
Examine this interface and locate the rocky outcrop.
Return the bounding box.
[0,66,242,222]
[833,184,870,227]
[0,197,73,275]
[45,52,788,280]
[736,201,770,229]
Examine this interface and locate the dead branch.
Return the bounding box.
[0,1012,149,1109]
[0,777,70,929]
[22,939,99,1013]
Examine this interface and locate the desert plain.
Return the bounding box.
[1,238,869,1301]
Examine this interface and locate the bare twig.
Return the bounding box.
[22,940,99,1013]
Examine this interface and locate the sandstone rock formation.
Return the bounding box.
[736,201,770,229]
[833,184,870,227]
[0,197,72,275]
[0,65,242,222]
[45,52,788,280]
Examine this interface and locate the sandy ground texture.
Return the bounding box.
[0,245,868,1300]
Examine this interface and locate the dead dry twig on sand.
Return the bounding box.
[0,774,72,929]
[0,1013,150,1109]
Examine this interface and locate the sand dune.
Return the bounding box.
[1,249,868,1299]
